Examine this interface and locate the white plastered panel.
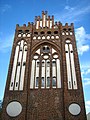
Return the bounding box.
[35,60,39,88]
[69,44,77,89]
[19,46,27,90]
[14,65,21,90]
[30,60,35,89]
[21,40,24,49]
[9,45,19,90]
[57,59,61,88]
[36,21,39,29]
[50,21,52,28]
[52,48,56,54]
[14,40,24,90]
[36,49,40,54]
[52,59,56,77]
[52,59,56,88]
[46,60,50,88]
[40,21,42,27]
[43,15,46,27]
[41,60,45,88]
[47,20,49,27]
[65,44,72,89]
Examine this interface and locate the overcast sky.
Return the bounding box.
[0,0,90,114]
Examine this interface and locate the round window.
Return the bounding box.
[34,55,39,59]
[66,40,70,43]
[43,55,49,59]
[6,101,22,117]
[53,54,58,59]
[68,103,81,115]
[18,33,21,37]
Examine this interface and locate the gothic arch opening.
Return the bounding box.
[30,44,61,89]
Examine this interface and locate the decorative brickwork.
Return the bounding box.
[2,11,87,120]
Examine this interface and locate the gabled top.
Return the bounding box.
[16,11,74,31]
[35,11,54,29]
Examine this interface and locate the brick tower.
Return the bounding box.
[2,11,87,120]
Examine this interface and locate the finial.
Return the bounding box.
[23,24,26,27]
[16,24,19,27]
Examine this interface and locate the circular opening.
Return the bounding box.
[51,36,54,39]
[33,36,36,40]
[54,31,58,34]
[70,32,73,35]
[66,32,69,35]
[25,30,29,33]
[34,55,39,59]
[43,47,45,50]
[69,103,81,115]
[41,31,44,34]
[27,33,30,37]
[47,36,50,39]
[63,28,66,31]
[23,34,26,37]
[68,28,71,31]
[34,32,38,35]
[42,36,45,39]
[56,36,59,39]
[18,30,23,33]
[53,54,58,59]
[47,31,51,34]
[6,101,22,117]
[47,47,49,50]
[38,36,41,39]
[18,34,21,37]
[66,40,71,43]
[43,55,49,59]
[62,32,65,35]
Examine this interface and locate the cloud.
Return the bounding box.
[86,101,90,105]
[80,64,90,86]
[54,5,90,23]
[64,5,74,11]
[86,69,90,74]
[77,45,89,55]
[85,101,90,114]
[75,26,90,55]
[0,4,11,14]
[0,34,14,52]
[83,78,90,86]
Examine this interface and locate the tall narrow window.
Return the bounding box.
[9,40,27,91]
[46,60,50,88]
[30,60,35,89]
[57,59,61,88]
[52,60,56,88]
[41,60,45,88]
[69,44,77,89]
[35,60,40,88]
[52,77,56,88]
[65,43,72,89]
[9,45,19,90]
[47,77,50,88]
[19,45,27,90]
[65,40,77,89]
[41,77,45,87]
[36,77,39,87]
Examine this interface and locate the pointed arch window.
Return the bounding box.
[30,45,61,89]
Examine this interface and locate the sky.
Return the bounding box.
[0,0,90,114]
